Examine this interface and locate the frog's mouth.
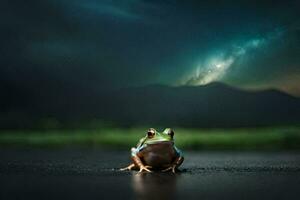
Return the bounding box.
[146,140,174,145]
[147,138,174,144]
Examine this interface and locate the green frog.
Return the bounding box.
[120,128,184,173]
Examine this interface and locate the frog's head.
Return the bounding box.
[144,128,174,145]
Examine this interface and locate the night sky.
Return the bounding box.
[1,0,300,96]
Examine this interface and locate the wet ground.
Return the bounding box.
[0,149,300,200]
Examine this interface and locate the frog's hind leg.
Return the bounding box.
[120,163,137,171]
[162,156,184,173]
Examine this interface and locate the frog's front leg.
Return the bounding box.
[131,148,152,173]
[120,147,139,171]
[162,156,184,173]
[120,147,152,172]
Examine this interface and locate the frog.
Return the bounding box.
[120,128,184,173]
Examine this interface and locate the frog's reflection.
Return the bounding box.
[132,172,178,200]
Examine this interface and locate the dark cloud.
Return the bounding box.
[1,0,300,95]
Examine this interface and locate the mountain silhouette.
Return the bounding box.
[102,83,300,127]
[1,81,300,129]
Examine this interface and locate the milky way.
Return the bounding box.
[180,29,284,87]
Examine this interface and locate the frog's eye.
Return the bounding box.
[165,128,174,138]
[147,128,156,138]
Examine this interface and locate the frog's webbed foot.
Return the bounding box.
[161,165,177,173]
[138,165,152,173]
[120,164,152,172]
[120,163,136,171]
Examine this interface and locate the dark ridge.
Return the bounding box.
[1,80,300,129]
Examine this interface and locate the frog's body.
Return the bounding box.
[137,141,177,169]
[121,128,184,173]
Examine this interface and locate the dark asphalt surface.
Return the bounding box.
[0,149,300,200]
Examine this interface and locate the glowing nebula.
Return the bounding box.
[181,30,283,87]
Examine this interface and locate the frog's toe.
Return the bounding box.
[120,163,135,171]
[138,165,152,173]
[161,166,172,172]
[171,166,176,173]
[162,165,177,173]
